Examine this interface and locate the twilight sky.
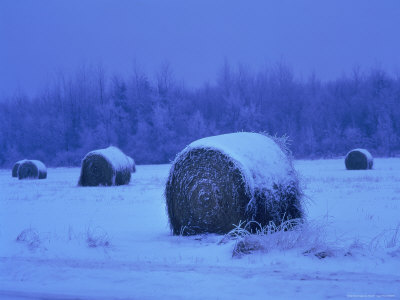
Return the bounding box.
[1,0,400,97]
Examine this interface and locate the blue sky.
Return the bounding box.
[1,0,400,97]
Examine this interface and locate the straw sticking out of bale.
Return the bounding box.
[345,148,373,170]
[78,146,131,186]
[12,159,27,177]
[165,132,303,236]
[18,160,47,180]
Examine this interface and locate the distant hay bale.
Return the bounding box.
[165,132,304,236]
[78,146,131,186]
[127,156,136,173]
[18,160,47,180]
[345,148,373,170]
[12,159,27,177]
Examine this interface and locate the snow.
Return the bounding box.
[13,159,28,171]
[15,159,28,165]
[12,159,27,174]
[1,159,400,299]
[347,148,373,162]
[29,160,47,173]
[127,156,135,167]
[127,155,136,172]
[86,146,130,171]
[180,132,292,192]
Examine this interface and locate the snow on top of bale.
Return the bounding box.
[79,147,131,186]
[87,146,130,171]
[29,160,47,173]
[13,159,28,169]
[178,132,292,193]
[18,160,47,179]
[127,156,134,166]
[12,159,29,177]
[16,159,28,164]
[127,155,136,172]
[13,159,28,168]
[347,148,373,161]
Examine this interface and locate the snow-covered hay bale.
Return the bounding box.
[12,159,27,177]
[127,156,136,173]
[78,146,131,186]
[18,160,47,180]
[165,132,303,235]
[345,148,373,170]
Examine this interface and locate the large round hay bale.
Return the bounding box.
[345,148,373,170]
[127,156,136,173]
[78,146,131,186]
[18,160,47,180]
[165,132,303,235]
[12,159,27,177]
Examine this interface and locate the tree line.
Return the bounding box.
[0,62,399,167]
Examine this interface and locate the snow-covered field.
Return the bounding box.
[1,159,399,299]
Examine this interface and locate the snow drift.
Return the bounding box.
[165,132,303,235]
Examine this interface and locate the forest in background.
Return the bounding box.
[0,62,399,167]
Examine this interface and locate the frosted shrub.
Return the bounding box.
[225,219,336,258]
[86,227,111,248]
[369,223,400,251]
[16,228,41,250]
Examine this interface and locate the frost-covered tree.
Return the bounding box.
[0,62,399,167]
